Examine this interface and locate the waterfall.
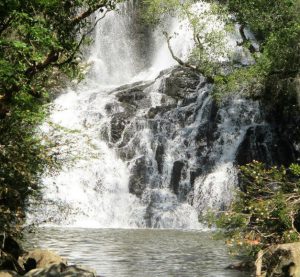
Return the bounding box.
[27,1,263,229]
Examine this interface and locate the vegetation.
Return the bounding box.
[212,162,300,257]
[142,0,299,102]
[0,0,119,236]
[142,0,231,81]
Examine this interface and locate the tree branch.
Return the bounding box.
[163,32,214,83]
[71,2,110,26]
[56,8,110,67]
[25,50,60,80]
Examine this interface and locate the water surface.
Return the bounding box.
[24,228,249,277]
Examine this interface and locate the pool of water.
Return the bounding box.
[23,228,249,277]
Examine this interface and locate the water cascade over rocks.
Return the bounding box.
[28,1,275,229]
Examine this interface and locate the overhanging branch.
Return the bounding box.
[163,31,214,83]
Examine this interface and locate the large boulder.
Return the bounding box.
[160,68,202,100]
[19,249,66,270]
[0,241,97,277]
[256,243,300,277]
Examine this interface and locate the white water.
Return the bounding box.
[28,1,261,229]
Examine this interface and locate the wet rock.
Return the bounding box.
[104,103,115,114]
[116,88,145,104]
[170,161,185,195]
[128,157,148,197]
[115,81,153,105]
[160,68,202,100]
[147,105,176,119]
[61,265,96,277]
[1,242,97,277]
[24,263,95,277]
[155,144,165,174]
[236,125,297,166]
[110,112,131,143]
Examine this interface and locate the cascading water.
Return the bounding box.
[28,1,263,229]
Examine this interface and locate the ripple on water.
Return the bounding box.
[23,228,249,277]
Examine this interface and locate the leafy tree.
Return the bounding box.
[142,0,299,99]
[141,0,232,82]
[227,0,300,75]
[0,0,120,104]
[0,0,120,236]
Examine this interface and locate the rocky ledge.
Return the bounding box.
[0,236,97,277]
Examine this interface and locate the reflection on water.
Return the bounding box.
[24,228,248,277]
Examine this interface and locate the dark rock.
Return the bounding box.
[225,261,254,271]
[160,68,201,100]
[170,161,185,195]
[147,105,176,119]
[114,81,153,105]
[236,125,297,166]
[23,258,36,273]
[110,112,131,143]
[155,144,165,174]
[116,88,145,104]
[0,250,24,275]
[0,236,23,260]
[128,157,148,197]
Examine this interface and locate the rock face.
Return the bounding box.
[96,65,300,224]
[100,65,299,223]
[236,125,298,166]
[256,243,300,277]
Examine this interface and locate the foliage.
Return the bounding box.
[0,92,55,236]
[227,0,300,74]
[0,0,120,236]
[0,0,120,102]
[214,0,299,101]
[213,161,300,258]
[142,0,299,107]
[141,0,232,80]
